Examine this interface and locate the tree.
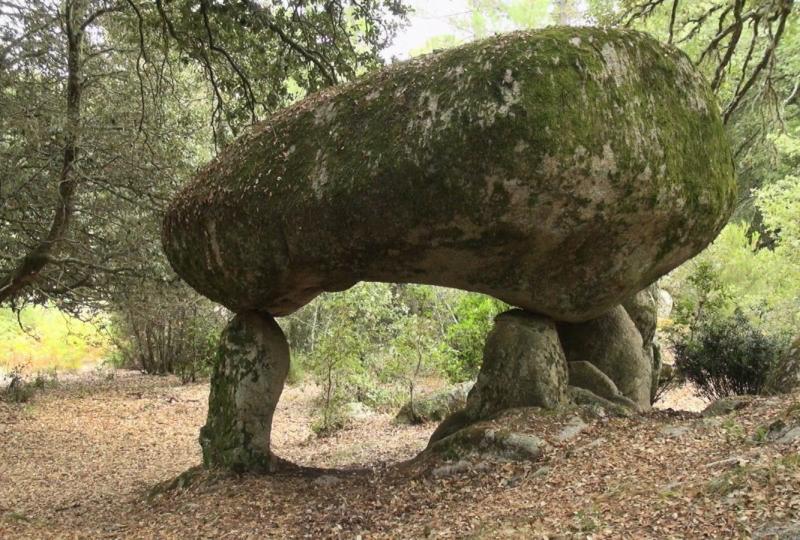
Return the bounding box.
[1,0,88,305]
[0,0,409,314]
[609,1,796,122]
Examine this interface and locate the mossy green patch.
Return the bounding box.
[164,27,736,324]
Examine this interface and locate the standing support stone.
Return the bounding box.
[467,310,568,416]
[558,306,652,411]
[622,284,661,404]
[200,311,289,472]
[430,310,568,443]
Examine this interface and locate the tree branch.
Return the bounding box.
[0,0,86,305]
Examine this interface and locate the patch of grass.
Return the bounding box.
[311,404,350,437]
[3,511,31,523]
[784,402,800,421]
[706,466,751,496]
[753,425,770,443]
[0,306,109,373]
[571,506,602,533]
[720,418,746,442]
[658,488,681,500]
[1,366,60,404]
[705,453,800,497]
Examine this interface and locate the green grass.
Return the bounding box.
[0,306,109,373]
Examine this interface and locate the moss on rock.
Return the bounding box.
[163,26,736,323]
[200,312,289,472]
[558,306,653,410]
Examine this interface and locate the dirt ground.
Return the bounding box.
[1,372,798,539]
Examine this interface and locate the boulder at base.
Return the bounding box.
[395,381,474,424]
[567,361,639,411]
[466,310,568,418]
[163,26,736,323]
[558,306,653,410]
[429,309,569,444]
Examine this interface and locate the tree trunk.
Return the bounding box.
[0,0,85,305]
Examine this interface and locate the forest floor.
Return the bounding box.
[1,372,799,539]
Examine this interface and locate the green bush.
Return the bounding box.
[664,176,800,341]
[310,400,349,437]
[671,310,784,400]
[109,284,225,382]
[1,366,34,403]
[279,284,507,434]
[440,293,506,382]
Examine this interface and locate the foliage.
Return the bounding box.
[0,306,108,372]
[387,312,442,414]
[282,282,503,434]
[672,310,784,400]
[665,189,796,399]
[665,194,799,340]
[109,283,225,382]
[671,261,732,328]
[0,0,409,311]
[440,294,507,382]
[409,0,579,56]
[1,0,410,397]
[759,173,800,267]
[599,1,797,127]
[302,283,396,433]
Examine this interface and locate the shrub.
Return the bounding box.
[763,335,800,395]
[310,400,349,437]
[652,361,681,404]
[1,365,34,403]
[440,293,506,382]
[110,284,225,382]
[671,310,784,400]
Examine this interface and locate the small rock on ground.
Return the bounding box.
[555,416,589,442]
[660,425,691,439]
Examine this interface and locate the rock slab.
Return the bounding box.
[163,27,736,323]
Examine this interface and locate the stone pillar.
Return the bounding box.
[430,309,568,443]
[622,284,661,404]
[558,305,652,411]
[466,310,568,416]
[200,311,289,472]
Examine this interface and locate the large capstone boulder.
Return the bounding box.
[162,27,736,323]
